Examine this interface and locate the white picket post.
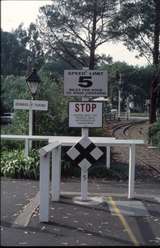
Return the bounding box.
[128,144,136,199]
[39,153,50,222]
[24,139,29,157]
[51,146,61,201]
[106,146,110,169]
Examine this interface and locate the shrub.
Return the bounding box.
[0,149,40,179]
[148,120,160,148]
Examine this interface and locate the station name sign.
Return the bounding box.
[14,100,48,111]
[64,70,108,97]
[69,101,103,128]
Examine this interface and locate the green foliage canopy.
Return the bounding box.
[37,0,119,69]
[1,31,30,75]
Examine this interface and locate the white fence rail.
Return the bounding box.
[39,141,60,222]
[1,135,51,156]
[1,134,144,222]
[39,136,144,222]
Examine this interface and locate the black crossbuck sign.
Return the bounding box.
[66,136,103,171]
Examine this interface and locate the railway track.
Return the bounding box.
[108,120,160,180]
[112,120,146,137]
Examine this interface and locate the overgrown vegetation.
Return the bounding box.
[149,120,160,148]
[0,147,129,180]
[0,149,39,179]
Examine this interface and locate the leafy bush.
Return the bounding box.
[1,139,24,151]
[148,120,160,148]
[0,149,40,179]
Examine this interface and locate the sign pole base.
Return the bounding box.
[81,169,88,201]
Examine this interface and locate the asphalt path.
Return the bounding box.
[1,177,160,246]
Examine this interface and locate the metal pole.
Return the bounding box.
[118,89,121,120]
[29,107,33,150]
[32,95,36,136]
[118,73,121,120]
[126,97,128,120]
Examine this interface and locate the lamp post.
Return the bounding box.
[26,68,41,147]
[116,71,123,121]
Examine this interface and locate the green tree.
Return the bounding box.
[1,72,78,137]
[1,30,30,75]
[35,71,78,136]
[108,0,160,123]
[37,0,118,69]
[44,40,89,70]
[14,23,29,47]
[1,75,29,112]
[1,75,30,134]
[101,62,153,112]
[14,23,44,70]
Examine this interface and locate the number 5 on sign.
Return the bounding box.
[64,70,108,97]
[78,76,93,88]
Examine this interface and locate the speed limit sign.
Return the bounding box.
[64,70,108,97]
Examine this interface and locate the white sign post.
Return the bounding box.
[66,136,103,201]
[14,99,48,153]
[81,168,88,201]
[64,69,107,201]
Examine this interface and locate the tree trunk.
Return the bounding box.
[149,0,160,123]
[89,0,97,70]
[150,73,159,123]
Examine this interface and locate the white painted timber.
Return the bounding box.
[29,109,33,135]
[128,144,136,199]
[39,153,50,222]
[24,139,29,157]
[49,136,143,146]
[3,135,143,151]
[51,146,61,201]
[39,141,60,156]
[1,135,117,144]
[81,168,88,201]
[106,146,110,169]
[1,135,51,140]
[1,135,51,157]
[49,137,144,201]
[1,135,114,163]
[39,136,144,222]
